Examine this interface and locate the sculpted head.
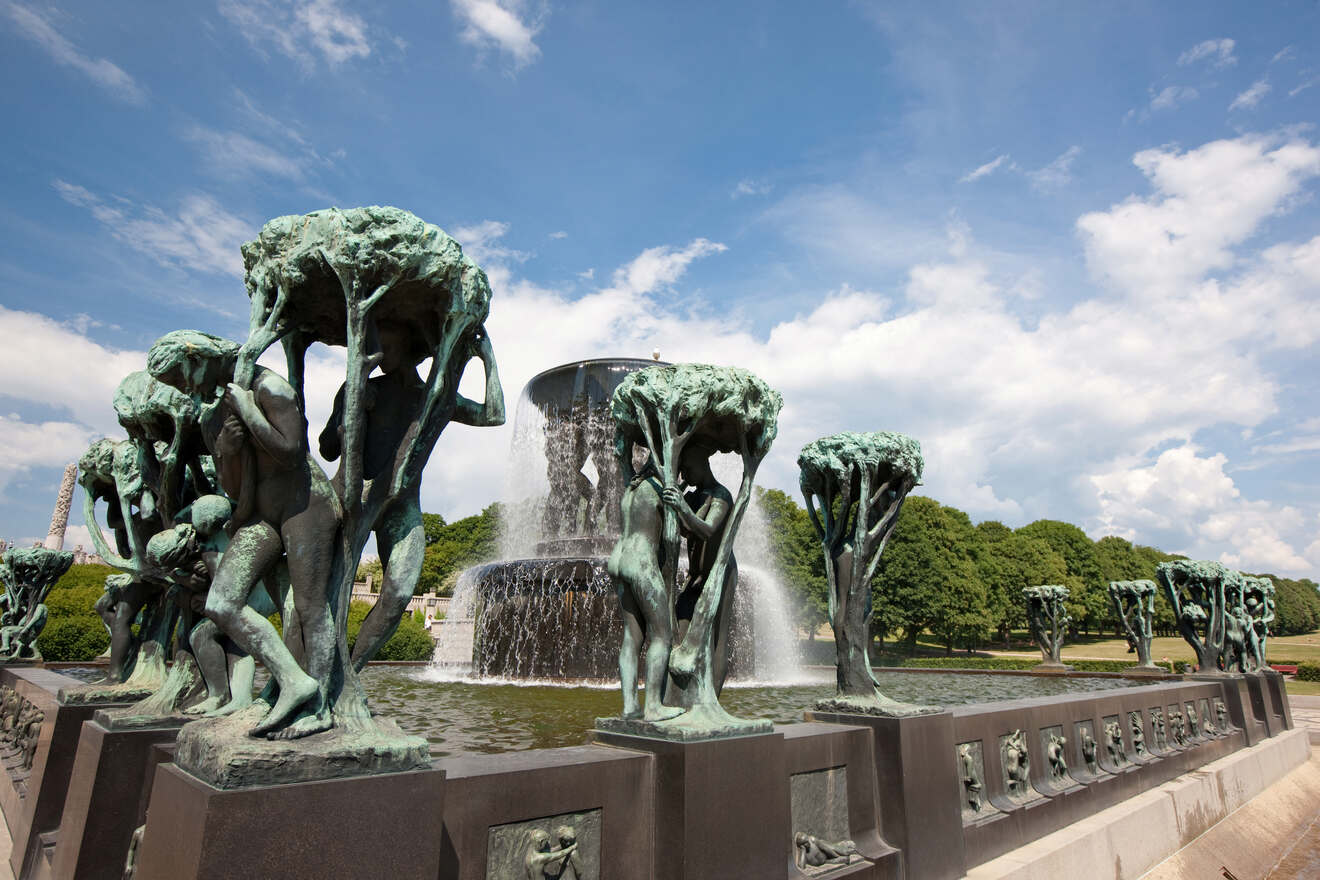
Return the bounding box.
[188,494,232,538]
[375,319,430,374]
[528,829,551,853]
[678,441,715,485]
[147,331,239,398]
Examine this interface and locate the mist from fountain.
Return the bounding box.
[425,358,806,685]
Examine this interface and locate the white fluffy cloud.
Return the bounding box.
[450,0,545,69]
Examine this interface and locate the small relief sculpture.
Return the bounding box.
[523,827,578,880]
[1002,729,1030,796]
[957,743,983,812]
[1151,709,1167,750]
[1104,720,1126,766]
[1169,709,1187,746]
[794,833,859,869]
[1185,703,1200,738]
[1045,732,1068,781]
[1081,727,1099,774]
[1215,699,1229,732]
[19,709,42,771]
[1128,712,1145,757]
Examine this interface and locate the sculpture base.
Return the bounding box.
[813,694,943,718]
[57,681,158,707]
[595,705,772,742]
[49,719,183,880]
[95,705,196,731]
[172,704,430,789]
[132,761,445,879]
[1122,665,1168,677]
[1031,662,1074,675]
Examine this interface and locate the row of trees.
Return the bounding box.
[357,504,502,597]
[758,489,1320,654]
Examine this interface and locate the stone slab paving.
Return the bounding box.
[1288,694,1320,745]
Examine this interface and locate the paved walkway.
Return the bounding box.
[1289,694,1320,744]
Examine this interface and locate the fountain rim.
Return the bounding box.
[523,357,672,388]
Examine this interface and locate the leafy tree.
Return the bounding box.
[422,513,447,545]
[415,503,503,595]
[1016,520,1106,633]
[871,496,988,654]
[756,488,827,634]
[977,530,1068,647]
[1262,575,1320,637]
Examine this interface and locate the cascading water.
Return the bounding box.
[426,357,805,684]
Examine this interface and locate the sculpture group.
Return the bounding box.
[72,208,505,778]
[0,547,73,662]
[1022,584,1071,669]
[1156,560,1275,673]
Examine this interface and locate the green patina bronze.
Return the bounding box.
[142,206,506,785]
[798,431,937,716]
[1023,584,1071,667]
[1,547,73,663]
[599,363,781,739]
[1108,580,1160,670]
[1157,560,1275,675]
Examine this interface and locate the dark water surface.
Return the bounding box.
[364,667,1138,758]
[56,665,1138,758]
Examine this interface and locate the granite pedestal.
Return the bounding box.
[132,762,446,880]
[48,719,183,880]
[592,728,789,880]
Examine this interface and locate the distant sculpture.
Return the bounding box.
[798,432,934,715]
[1128,712,1145,756]
[603,364,781,736]
[1108,580,1160,670]
[1104,720,1126,766]
[1157,560,1250,673]
[1002,729,1030,795]
[1,547,74,662]
[523,828,577,879]
[1023,584,1071,667]
[793,833,858,869]
[43,462,77,550]
[1045,732,1068,780]
[1244,577,1275,667]
[957,743,983,812]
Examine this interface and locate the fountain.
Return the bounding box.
[430,357,803,681]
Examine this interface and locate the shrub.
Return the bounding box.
[36,617,110,662]
[1296,662,1320,682]
[878,656,1175,673]
[374,613,435,661]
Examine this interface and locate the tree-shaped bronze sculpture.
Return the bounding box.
[798,431,936,715]
[1108,579,1161,672]
[1,547,73,662]
[599,363,780,737]
[1023,584,1071,670]
[1156,560,1230,673]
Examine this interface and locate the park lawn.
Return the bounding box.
[1283,679,1320,696]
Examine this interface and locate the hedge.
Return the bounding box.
[1296,663,1320,682]
[36,617,110,662]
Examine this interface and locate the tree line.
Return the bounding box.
[758,488,1320,653]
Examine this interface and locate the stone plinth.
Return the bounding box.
[591,728,788,880]
[133,763,445,880]
[49,719,183,880]
[805,709,965,880]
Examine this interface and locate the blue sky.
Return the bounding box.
[1,1,1319,577]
